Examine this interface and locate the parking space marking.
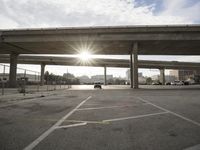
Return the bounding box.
[65,119,108,124]
[76,104,148,111]
[103,111,168,123]
[23,96,92,150]
[136,96,200,127]
[183,144,200,150]
[55,122,87,129]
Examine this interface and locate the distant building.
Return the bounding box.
[126,69,145,84]
[63,73,75,79]
[139,76,147,84]
[0,73,39,82]
[165,75,176,83]
[78,75,91,84]
[151,75,159,81]
[17,74,40,82]
[126,69,143,80]
[194,75,200,83]
[169,70,179,80]
[151,74,176,83]
[138,72,143,78]
[126,69,130,81]
[91,75,113,84]
[169,70,200,81]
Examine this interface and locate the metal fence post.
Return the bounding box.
[35,72,39,92]
[54,78,56,90]
[2,65,5,95]
[60,79,61,89]
[47,74,49,91]
[37,72,39,92]
[23,69,26,96]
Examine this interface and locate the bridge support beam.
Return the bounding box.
[130,42,139,89]
[9,53,18,88]
[104,66,107,85]
[160,69,165,85]
[40,63,45,86]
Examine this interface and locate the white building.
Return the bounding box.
[126,69,145,84]
[151,75,159,81]
[78,75,91,84]
[165,75,176,83]
[91,75,113,84]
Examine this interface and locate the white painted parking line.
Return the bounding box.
[55,122,87,129]
[103,111,169,123]
[183,144,200,150]
[23,96,92,150]
[136,96,200,127]
[65,119,107,124]
[76,104,148,111]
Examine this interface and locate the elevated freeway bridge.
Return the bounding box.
[1,25,200,87]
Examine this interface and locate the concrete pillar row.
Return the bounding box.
[104,66,107,85]
[130,42,139,89]
[160,69,165,85]
[9,53,18,88]
[40,63,45,86]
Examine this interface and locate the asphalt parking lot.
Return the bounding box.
[0,87,200,150]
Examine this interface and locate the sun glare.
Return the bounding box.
[78,51,92,61]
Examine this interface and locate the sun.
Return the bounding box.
[78,51,92,61]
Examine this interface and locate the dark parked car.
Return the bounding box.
[171,80,184,85]
[165,82,171,85]
[152,81,162,85]
[94,82,102,89]
[183,81,189,85]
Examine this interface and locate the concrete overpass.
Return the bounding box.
[1,55,200,69]
[1,55,200,86]
[1,25,200,88]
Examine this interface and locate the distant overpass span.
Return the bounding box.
[0,55,200,86]
[0,55,200,70]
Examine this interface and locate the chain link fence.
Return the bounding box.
[0,64,71,96]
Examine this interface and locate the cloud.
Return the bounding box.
[0,14,18,28]
[0,0,196,29]
[161,0,200,23]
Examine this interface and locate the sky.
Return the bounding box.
[1,0,200,77]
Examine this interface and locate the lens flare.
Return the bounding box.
[78,51,91,61]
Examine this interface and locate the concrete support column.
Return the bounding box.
[130,42,138,89]
[104,66,107,85]
[160,69,165,85]
[133,43,139,89]
[9,53,18,88]
[40,63,45,86]
[130,53,133,88]
[130,42,139,89]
